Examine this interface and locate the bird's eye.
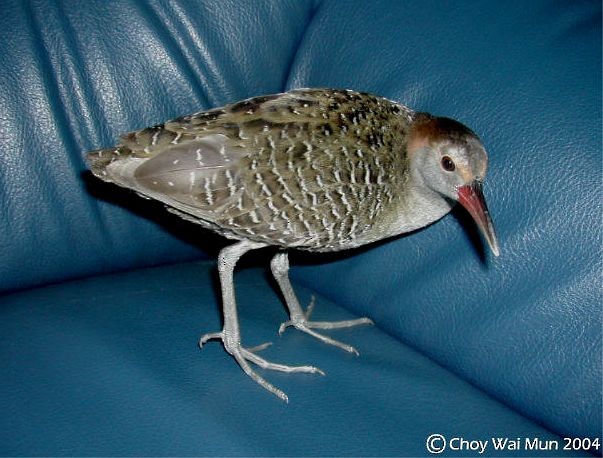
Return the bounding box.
[441,156,456,172]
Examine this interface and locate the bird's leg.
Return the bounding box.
[199,241,324,403]
[271,251,373,356]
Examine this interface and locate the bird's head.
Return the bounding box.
[407,113,500,256]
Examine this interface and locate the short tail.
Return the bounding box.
[86,146,127,180]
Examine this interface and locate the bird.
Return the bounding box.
[87,88,499,402]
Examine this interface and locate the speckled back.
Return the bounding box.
[89,89,416,251]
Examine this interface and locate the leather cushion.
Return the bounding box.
[0,262,579,455]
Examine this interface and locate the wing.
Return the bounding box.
[133,134,244,213]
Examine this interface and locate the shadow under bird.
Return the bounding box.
[87,88,500,402]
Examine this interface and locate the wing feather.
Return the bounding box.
[132,134,245,212]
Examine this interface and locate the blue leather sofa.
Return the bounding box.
[1,0,600,455]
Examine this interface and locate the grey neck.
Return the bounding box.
[385,172,454,237]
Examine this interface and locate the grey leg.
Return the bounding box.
[271,251,373,356]
[200,241,323,403]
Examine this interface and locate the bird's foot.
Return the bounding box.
[199,330,324,402]
[278,296,373,356]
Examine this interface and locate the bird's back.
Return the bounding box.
[87,89,415,251]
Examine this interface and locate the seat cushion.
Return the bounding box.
[0,261,581,456]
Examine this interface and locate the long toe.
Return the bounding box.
[291,324,361,355]
[278,315,372,354]
[246,341,273,353]
[302,317,374,330]
[279,317,372,333]
[241,348,325,375]
[231,350,290,403]
[199,331,224,348]
[213,336,325,402]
